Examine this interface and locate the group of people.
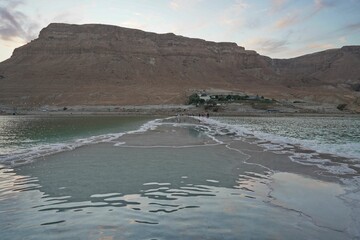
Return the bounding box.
[175,112,210,123]
[198,113,210,118]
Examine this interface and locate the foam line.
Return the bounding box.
[195,116,360,175]
[0,117,165,167]
[197,117,360,160]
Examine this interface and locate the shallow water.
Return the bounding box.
[0,115,152,166]
[0,115,359,239]
[213,116,360,159]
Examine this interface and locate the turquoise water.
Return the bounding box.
[0,115,360,239]
[0,115,152,151]
[0,116,152,165]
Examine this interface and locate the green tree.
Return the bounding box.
[337,104,347,111]
[188,93,200,105]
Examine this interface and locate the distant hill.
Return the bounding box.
[0,23,359,111]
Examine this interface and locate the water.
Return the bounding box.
[0,115,153,166]
[201,116,360,175]
[211,116,360,159]
[0,115,359,239]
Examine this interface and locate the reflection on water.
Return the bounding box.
[0,120,355,240]
[0,115,152,156]
[14,144,267,212]
[1,144,278,239]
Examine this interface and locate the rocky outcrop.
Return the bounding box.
[270,46,360,86]
[0,23,359,110]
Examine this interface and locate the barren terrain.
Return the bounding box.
[0,23,359,112]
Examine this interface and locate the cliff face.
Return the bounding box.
[271,46,360,86]
[0,23,359,109]
[268,46,360,110]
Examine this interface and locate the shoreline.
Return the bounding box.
[1,104,359,117]
[6,116,359,238]
[1,113,359,238]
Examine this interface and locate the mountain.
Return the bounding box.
[0,23,359,111]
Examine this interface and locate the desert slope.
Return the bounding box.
[0,23,359,111]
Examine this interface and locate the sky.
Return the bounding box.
[0,0,359,62]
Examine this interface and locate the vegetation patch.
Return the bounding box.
[188,92,273,106]
[337,104,347,111]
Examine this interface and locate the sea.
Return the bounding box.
[0,115,359,239]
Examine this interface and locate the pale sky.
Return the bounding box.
[0,0,359,62]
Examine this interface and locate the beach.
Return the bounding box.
[0,115,360,239]
[0,1,359,239]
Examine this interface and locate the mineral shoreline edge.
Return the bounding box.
[0,115,359,239]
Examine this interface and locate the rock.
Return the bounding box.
[0,23,359,107]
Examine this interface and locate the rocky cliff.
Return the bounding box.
[0,23,359,111]
[271,46,360,86]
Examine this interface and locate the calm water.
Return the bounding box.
[0,115,359,239]
[0,116,152,166]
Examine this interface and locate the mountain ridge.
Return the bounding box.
[0,23,359,112]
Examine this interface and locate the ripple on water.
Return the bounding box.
[0,116,358,239]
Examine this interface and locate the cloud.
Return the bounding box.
[339,36,347,44]
[341,22,360,32]
[170,1,180,10]
[306,42,335,50]
[232,0,250,11]
[320,21,360,40]
[245,38,288,54]
[169,0,204,11]
[4,0,23,9]
[314,0,334,11]
[273,0,336,30]
[258,39,288,53]
[0,0,40,42]
[271,0,288,12]
[293,21,360,46]
[220,0,249,28]
[308,0,336,18]
[281,43,335,58]
[275,14,299,29]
